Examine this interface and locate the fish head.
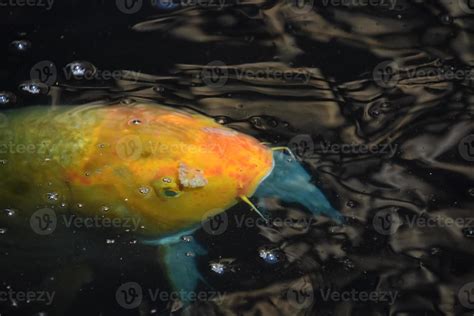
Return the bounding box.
[72,104,274,234]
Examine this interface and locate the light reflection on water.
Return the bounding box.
[0,0,473,315]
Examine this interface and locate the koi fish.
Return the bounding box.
[0,103,340,299]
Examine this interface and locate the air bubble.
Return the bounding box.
[100,206,110,213]
[9,40,31,53]
[258,247,282,264]
[46,192,59,201]
[3,209,16,216]
[106,239,115,244]
[250,116,278,130]
[120,98,135,105]
[129,119,142,126]
[440,15,453,25]
[18,81,49,95]
[0,228,7,234]
[185,252,195,257]
[214,116,229,124]
[0,92,16,105]
[463,227,474,238]
[139,186,150,195]
[210,262,226,275]
[346,200,357,208]
[152,0,179,10]
[181,235,192,242]
[153,86,166,95]
[65,61,97,79]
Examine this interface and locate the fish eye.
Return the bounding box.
[151,177,182,198]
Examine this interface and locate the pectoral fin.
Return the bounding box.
[142,227,206,303]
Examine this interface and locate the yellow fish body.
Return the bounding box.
[0,103,273,234]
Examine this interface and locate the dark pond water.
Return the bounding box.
[0,0,474,315]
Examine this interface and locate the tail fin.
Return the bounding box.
[254,151,342,222]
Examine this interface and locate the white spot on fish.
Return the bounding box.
[178,162,208,188]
